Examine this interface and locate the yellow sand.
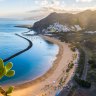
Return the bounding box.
[11,36,76,96]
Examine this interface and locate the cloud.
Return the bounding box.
[34,0,95,11]
[76,0,93,3]
[35,0,61,7]
[41,0,49,6]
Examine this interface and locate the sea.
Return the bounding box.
[0,19,59,85]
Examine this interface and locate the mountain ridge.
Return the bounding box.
[32,10,96,33]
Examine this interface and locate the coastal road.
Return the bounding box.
[81,47,89,80]
[3,33,33,62]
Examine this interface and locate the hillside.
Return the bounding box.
[32,10,96,33]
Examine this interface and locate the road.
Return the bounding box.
[81,47,89,80]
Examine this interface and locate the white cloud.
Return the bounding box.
[51,0,60,6]
[35,0,61,7]
[41,0,48,6]
[76,0,93,2]
[34,0,95,12]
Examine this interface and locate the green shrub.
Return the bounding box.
[0,59,15,96]
[76,47,85,77]
[74,75,91,88]
[66,63,74,73]
[68,63,74,69]
[71,47,76,52]
[88,59,96,69]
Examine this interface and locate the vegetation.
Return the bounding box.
[59,77,64,86]
[74,75,91,88]
[69,44,76,52]
[87,57,96,82]
[66,63,74,73]
[67,85,77,96]
[51,31,95,91]
[75,47,85,78]
[0,59,15,96]
[87,69,96,82]
[88,59,96,69]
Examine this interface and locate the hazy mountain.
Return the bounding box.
[26,7,79,20]
[25,7,68,20]
[0,7,80,20]
[32,10,96,33]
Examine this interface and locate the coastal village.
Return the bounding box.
[42,22,82,34]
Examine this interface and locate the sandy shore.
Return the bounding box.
[11,35,76,96]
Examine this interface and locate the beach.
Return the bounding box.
[11,35,77,96]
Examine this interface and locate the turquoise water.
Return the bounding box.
[0,20,59,85]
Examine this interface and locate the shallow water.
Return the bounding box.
[0,20,59,85]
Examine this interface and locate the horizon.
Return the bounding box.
[0,0,96,18]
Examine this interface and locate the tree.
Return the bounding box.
[0,59,15,96]
[88,59,96,69]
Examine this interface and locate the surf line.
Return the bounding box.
[3,33,33,62]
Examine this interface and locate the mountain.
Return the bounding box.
[1,7,79,20]
[25,7,72,20]
[32,10,96,33]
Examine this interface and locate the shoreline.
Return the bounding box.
[11,35,75,96]
[11,35,63,90]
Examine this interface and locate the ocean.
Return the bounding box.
[0,20,59,85]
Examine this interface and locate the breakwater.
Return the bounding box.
[3,34,33,62]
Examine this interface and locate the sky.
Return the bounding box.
[0,0,96,16]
